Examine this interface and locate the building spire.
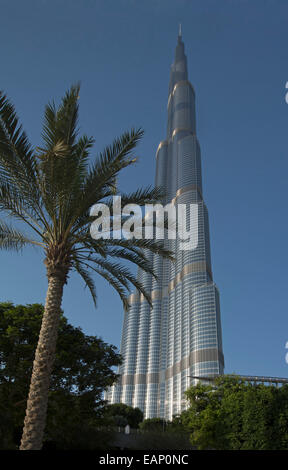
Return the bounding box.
[169,24,188,94]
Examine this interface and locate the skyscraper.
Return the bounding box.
[108,29,224,420]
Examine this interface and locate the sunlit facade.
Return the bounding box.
[107,30,224,420]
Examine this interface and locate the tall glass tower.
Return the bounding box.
[108,29,224,420]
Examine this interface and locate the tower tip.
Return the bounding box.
[178,23,182,38]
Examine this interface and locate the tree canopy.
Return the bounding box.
[182,375,288,450]
[102,403,143,429]
[0,302,121,449]
[139,417,166,432]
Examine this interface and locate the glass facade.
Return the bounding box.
[107,31,224,420]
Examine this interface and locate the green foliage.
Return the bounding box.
[0,302,121,449]
[139,417,167,432]
[132,417,192,450]
[43,391,116,450]
[182,375,288,450]
[102,403,143,428]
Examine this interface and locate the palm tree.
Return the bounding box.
[0,84,172,450]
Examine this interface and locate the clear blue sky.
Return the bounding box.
[1,0,288,378]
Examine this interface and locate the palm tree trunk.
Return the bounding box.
[20,273,65,450]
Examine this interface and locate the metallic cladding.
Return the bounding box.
[107,32,224,420]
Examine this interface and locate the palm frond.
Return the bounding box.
[94,268,130,311]
[57,135,95,230]
[73,259,97,306]
[36,84,90,237]
[0,181,49,237]
[104,247,155,278]
[0,91,40,209]
[102,237,174,261]
[79,256,153,306]
[73,234,174,267]
[0,220,41,251]
[76,262,130,311]
[69,128,144,225]
[115,185,166,206]
[41,83,80,150]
